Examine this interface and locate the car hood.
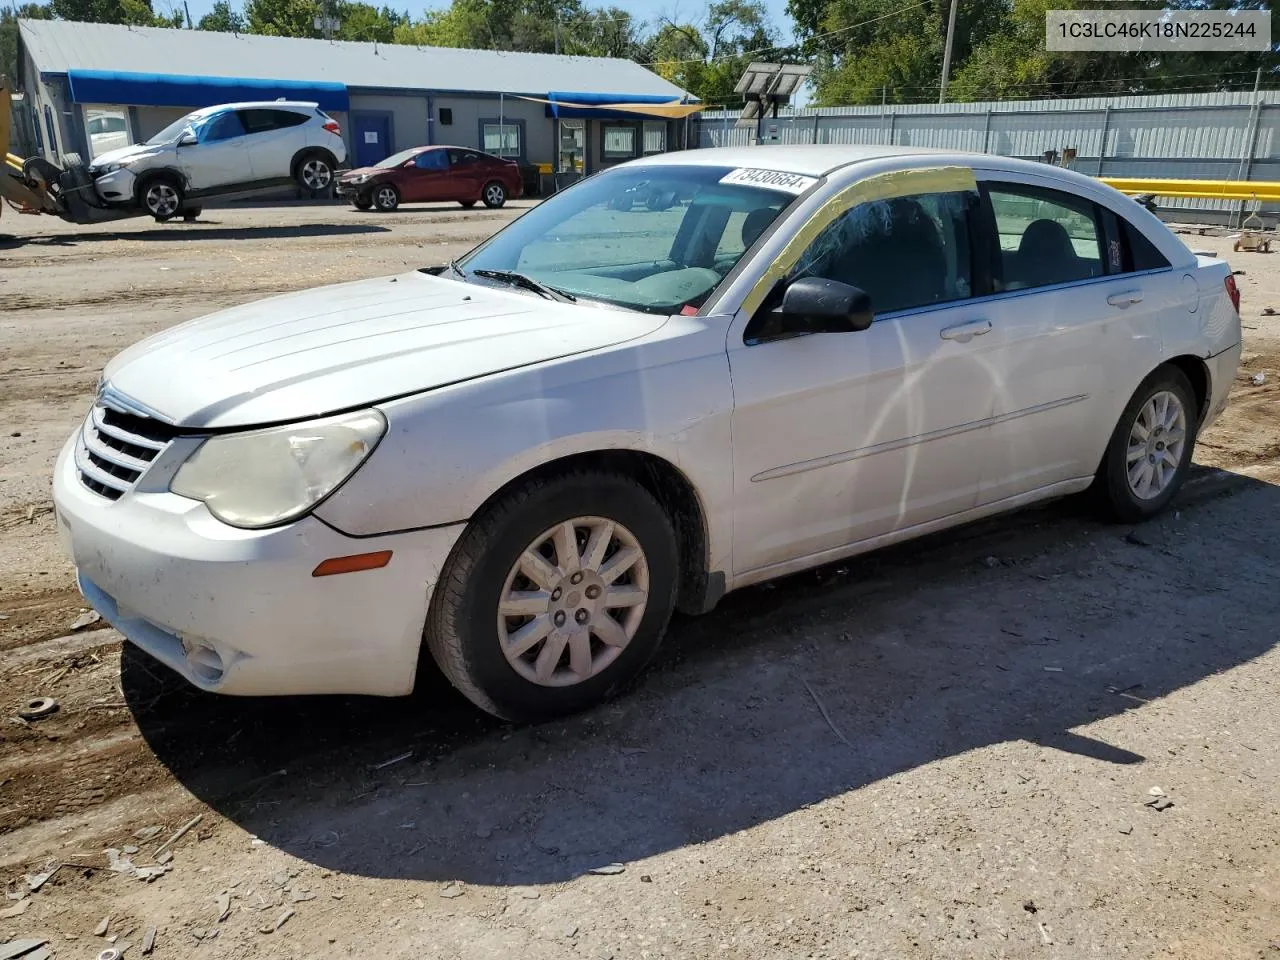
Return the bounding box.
[101,272,668,429]
[91,142,172,168]
[340,166,385,179]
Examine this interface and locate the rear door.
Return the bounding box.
[181,109,251,191]
[236,108,308,180]
[446,149,485,200]
[970,177,1169,503]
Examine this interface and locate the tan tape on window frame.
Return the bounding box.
[738,165,979,316]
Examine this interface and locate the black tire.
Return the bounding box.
[295,152,334,193]
[182,206,202,222]
[481,180,506,209]
[372,183,399,212]
[459,200,476,208]
[1095,365,1199,523]
[137,174,184,221]
[353,196,373,211]
[61,152,84,169]
[424,470,679,721]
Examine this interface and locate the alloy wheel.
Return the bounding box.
[497,516,650,687]
[1126,389,1188,500]
[301,159,332,189]
[376,186,397,209]
[145,183,179,218]
[486,183,505,205]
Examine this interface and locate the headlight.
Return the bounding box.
[95,163,123,175]
[170,410,386,529]
[351,173,370,183]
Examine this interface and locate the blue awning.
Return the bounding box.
[544,90,693,120]
[67,70,349,112]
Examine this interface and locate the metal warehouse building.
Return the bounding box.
[14,19,697,183]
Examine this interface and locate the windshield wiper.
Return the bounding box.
[471,269,576,303]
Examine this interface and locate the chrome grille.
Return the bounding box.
[76,403,180,500]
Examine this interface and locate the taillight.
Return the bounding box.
[1225,273,1241,313]
[323,120,341,135]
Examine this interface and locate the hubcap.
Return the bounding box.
[1126,389,1187,500]
[146,184,179,216]
[487,184,503,204]
[302,159,331,189]
[497,516,649,687]
[377,187,396,207]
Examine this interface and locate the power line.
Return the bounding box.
[640,0,932,68]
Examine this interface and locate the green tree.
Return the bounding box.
[49,0,182,25]
[337,2,407,41]
[244,0,321,36]
[197,0,247,30]
[648,0,778,102]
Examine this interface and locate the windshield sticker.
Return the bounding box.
[719,168,819,195]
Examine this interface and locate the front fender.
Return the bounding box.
[314,323,735,576]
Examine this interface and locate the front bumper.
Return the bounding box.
[336,180,371,197]
[52,434,465,697]
[89,167,139,205]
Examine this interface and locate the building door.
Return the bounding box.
[352,113,392,168]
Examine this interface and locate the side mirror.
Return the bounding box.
[177,129,197,146]
[403,160,417,168]
[778,277,874,334]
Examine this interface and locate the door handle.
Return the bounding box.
[1107,291,1144,307]
[939,319,992,343]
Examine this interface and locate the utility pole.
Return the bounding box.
[554,17,560,54]
[939,0,959,104]
[1254,65,1262,94]
[183,1,192,28]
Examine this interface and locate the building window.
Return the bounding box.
[642,122,666,154]
[439,107,453,126]
[603,124,636,160]
[482,122,521,159]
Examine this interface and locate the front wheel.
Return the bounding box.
[424,471,678,721]
[182,206,202,222]
[481,181,506,209]
[459,200,476,208]
[373,184,399,212]
[139,176,184,221]
[1095,366,1199,523]
[353,196,373,210]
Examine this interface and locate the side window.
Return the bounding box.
[415,150,447,171]
[986,184,1104,291]
[787,190,976,315]
[237,109,283,134]
[1122,218,1171,271]
[270,110,308,128]
[201,111,246,143]
[449,151,480,167]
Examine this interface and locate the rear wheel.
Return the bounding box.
[424,471,678,721]
[296,153,334,193]
[1095,366,1199,523]
[139,175,184,221]
[373,184,399,212]
[482,181,506,209]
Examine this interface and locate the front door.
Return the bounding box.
[352,114,392,168]
[180,110,251,191]
[727,183,998,577]
[401,148,450,202]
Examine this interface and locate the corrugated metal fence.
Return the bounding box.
[695,91,1280,224]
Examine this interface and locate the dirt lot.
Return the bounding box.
[0,204,1277,960]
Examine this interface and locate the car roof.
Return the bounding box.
[195,101,320,115]
[631,144,1069,181]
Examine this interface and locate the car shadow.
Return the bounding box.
[122,466,1280,885]
[0,223,391,248]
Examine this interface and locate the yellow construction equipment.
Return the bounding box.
[3,82,59,219]
[1100,177,1280,203]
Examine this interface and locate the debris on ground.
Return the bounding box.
[260,907,294,934]
[93,916,110,936]
[370,750,413,770]
[141,928,157,955]
[1119,824,1134,835]
[563,923,579,938]
[439,882,464,898]
[133,826,163,841]
[1148,786,1165,797]
[1038,922,1054,945]
[0,940,49,960]
[153,814,202,857]
[217,891,231,922]
[1146,796,1175,812]
[69,610,101,631]
[0,899,30,918]
[1252,372,1267,385]
[1123,531,1152,547]
[16,697,57,721]
[1023,900,1038,914]
[25,864,60,892]
[587,863,626,876]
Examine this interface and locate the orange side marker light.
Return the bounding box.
[312,551,393,577]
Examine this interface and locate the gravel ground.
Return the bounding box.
[0,204,1277,960]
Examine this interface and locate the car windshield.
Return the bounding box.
[376,148,423,169]
[146,112,204,145]
[454,165,799,314]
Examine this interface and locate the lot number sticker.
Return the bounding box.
[719,168,819,195]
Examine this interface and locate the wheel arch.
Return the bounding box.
[469,449,718,617]
[134,166,188,196]
[1162,354,1211,423]
[291,146,338,179]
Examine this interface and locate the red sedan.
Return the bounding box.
[337,146,524,212]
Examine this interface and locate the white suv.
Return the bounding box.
[88,101,347,221]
